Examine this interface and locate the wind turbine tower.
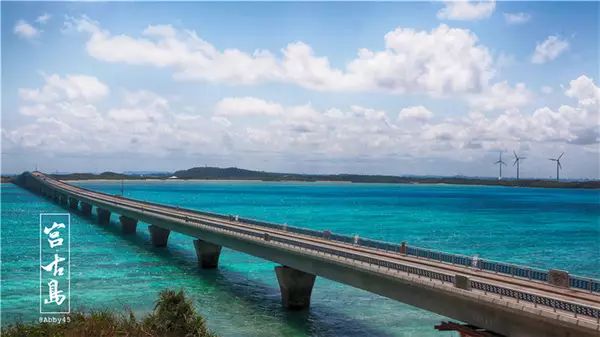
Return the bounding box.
[513,151,526,180]
[549,152,564,181]
[495,152,507,180]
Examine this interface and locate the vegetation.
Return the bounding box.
[174,167,600,188]
[50,171,164,181]
[2,289,217,337]
[20,166,600,188]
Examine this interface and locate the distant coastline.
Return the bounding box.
[6,166,599,189]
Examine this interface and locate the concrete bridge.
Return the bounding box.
[18,172,600,337]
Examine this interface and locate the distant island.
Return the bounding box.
[5,166,599,189]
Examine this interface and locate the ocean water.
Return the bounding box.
[2,181,599,336]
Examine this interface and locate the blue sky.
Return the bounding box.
[2,1,599,178]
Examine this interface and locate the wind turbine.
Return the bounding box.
[494,152,506,180]
[513,151,526,180]
[549,152,564,181]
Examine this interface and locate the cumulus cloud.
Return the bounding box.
[437,0,496,21]
[531,35,569,64]
[19,73,109,104]
[398,106,433,122]
[215,97,284,117]
[467,81,532,111]
[5,73,597,173]
[565,75,600,104]
[5,74,221,156]
[503,12,531,24]
[14,20,40,39]
[65,16,495,96]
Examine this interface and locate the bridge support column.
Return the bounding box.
[97,208,111,224]
[149,225,170,247]
[275,266,316,310]
[119,216,137,234]
[68,197,79,210]
[80,202,92,216]
[59,194,68,205]
[193,239,222,268]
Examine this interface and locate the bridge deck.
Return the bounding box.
[26,172,600,337]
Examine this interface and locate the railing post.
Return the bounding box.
[548,269,570,288]
[400,241,407,255]
[454,275,471,291]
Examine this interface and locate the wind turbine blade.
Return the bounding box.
[513,159,518,166]
[558,152,564,160]
[513,151,518,158]
[549,158,555,161]
[558,161,562,169]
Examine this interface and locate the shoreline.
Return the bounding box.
[60,177,600,189]
[65,178,356,184]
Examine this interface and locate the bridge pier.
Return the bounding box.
[119,216,138,234]
[149,225,170,247]
[68,197,79,210]
[275,266,316,310]
[59,194,68,205]
[97,208,111,224]
[193,239,222,268]
[80,202,92,216]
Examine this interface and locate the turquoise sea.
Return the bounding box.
[2,181,599,336]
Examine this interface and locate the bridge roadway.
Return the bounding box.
[22,172,600,337]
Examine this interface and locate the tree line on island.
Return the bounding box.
[5,166,599,188]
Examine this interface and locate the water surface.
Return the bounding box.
[2,181,599,336]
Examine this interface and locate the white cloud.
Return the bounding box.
[2,75,600,176]
[36,13,51,25]
[468,81,532,111]
[66,16,495,96]
[541,86,553,94]
[7,74,219,156]
[398,106,433,122]
[7,73,597,173]
[215,97,283,117]
[437,0,496,21]
[531,35,569,64]
[565,75,600,104]
[14,20,40,39]
[503,12,531,24]
[19,74,109,104]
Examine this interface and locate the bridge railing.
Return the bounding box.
[232,214,600,294]
[570,276,600,293]
[470,280,600,320]
[179,212,600,321]
[236,215,600,294]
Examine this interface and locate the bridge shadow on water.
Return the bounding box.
[70,208,400,337]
